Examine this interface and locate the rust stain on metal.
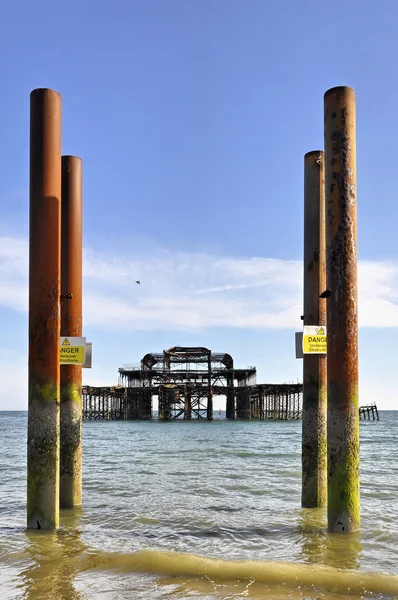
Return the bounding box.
[29,88,62,388]
[61,156,83,340]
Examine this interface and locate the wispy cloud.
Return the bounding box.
[2,233,398,331]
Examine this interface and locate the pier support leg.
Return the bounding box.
[302,150,327,508]
[60,156,83,508]
[236,389,251,419]
[207,392,213,421]
[226,375,235,419]
[324,86,360,533]
[143,390,152,419]
[184,387,192,420]
[159,389,172,420]
[28,88,62,530]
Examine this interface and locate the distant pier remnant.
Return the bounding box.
[28,89,62,530]
[301,151,327,508]
[359,404,379,421]
[324,86,360,533]
[60,156,83,508]
[82,356,303,422]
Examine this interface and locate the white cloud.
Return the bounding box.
[0,355,28,411]
[78,249,304,331]
[0,235,29,312]
[3,234,398,409]
[2,234,398,331]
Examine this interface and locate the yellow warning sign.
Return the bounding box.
[302,326,327,354]
[60,337,86,364]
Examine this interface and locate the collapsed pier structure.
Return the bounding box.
[82,346,302,421]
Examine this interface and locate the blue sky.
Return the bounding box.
[1,0,398,409]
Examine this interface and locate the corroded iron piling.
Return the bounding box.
[60,156,83,508]
[28,89,62,529]
[324,86,360,532]
[184,385,192,420]
[236,388,251,419]
[226,375,235,419]
[301,151,327,508]
[207,391,213,420]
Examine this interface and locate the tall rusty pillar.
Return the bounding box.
[324,86,360,533]
[301,151,327,508]
[60,156,83,508]
[28,89,62,530]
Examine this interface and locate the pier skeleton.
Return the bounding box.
[83,346,303,420]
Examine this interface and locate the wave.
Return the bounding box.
[82,549,398,597]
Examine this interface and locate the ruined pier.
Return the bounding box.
[83,346,303,420]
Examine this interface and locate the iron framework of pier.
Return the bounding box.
[82,346,303,421]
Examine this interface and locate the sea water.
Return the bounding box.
[0,411,397,599]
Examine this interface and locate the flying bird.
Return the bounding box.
[136,281,140,285]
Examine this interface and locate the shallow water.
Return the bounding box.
[0,411,397,599]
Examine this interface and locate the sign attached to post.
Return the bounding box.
[302,326,327,354]
[295,332,304,359]
[60,336,86,364]
[82,342,92,369]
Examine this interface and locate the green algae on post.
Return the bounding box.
[324,86,360,532]
[27,391,60,529]
[60,380,83,507]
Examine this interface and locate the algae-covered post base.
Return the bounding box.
[302,356,327,507]
[60,156,83,508]
[324,86,360,533]
[28,88,62,530]
[60,381,82,507]
[301,151,327,509]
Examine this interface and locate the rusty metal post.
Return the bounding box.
[226,374,235,419]
[28,89,62,530]
[236,388,251,419]
[301,151,327,508]
[324,86,360,532]
[207,353,213,420]
[184,385,192,420]
[207,391,213,421]
[60,156,83,507]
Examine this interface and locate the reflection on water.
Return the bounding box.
[21,508,86,600]
[297,508,362,571]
